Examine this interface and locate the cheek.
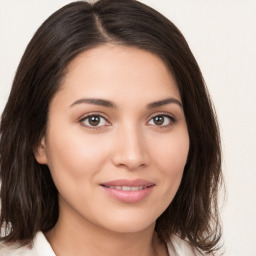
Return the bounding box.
[151,128,189,193]
[45,127,112,182]
[153,131,189,172]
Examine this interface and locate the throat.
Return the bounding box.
[45,227,168,256]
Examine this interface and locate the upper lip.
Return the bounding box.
[100,179,155,187]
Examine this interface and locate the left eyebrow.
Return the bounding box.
[147,97,183,109]
[70,98,117,108]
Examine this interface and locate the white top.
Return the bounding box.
[0,231,198,255]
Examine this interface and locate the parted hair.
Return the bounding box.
[0,0,223,254]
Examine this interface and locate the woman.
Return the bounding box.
[0,0,223,255]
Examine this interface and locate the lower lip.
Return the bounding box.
[101,186,154,203]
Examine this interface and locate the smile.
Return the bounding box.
[100,179,155,203]
[104,185,151,191]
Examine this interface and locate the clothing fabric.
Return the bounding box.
[0,232,54,256]
[0,231,198,255]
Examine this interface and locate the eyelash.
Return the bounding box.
[79,113,111,129]
[79,112,176,129]
[147,112,177,128]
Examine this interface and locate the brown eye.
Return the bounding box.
[80,115,109,128]
[148,114,176,127]
[88,116,100,126]
[153,116,164,125]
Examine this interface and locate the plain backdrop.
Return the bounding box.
[0,0,256,255]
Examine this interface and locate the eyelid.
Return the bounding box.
[147,112,177,127]
[78,111,176,129]
[79,112,111,129]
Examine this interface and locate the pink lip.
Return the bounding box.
[100,179,155,203]
[101,179,155,187]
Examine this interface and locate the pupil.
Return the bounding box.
[154,116,164,125]
[89,116,100,126]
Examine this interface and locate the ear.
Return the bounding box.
[34,137,48,164]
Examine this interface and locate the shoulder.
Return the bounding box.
[167,234,202,256]
[0,232,55,256]
[0,243,31,256]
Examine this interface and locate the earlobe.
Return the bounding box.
[34,137,48,164]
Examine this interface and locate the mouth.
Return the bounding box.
[100,179,155,203]
[101,185,153,191]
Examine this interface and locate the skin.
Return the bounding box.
[35,44,190,256]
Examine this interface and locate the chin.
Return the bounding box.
[97,213,157,234]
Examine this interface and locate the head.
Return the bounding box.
[0,0,222,253]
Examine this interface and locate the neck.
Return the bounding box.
[45,203,167,256]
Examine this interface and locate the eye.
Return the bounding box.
[80,115,110,128]
[148,114,176,127]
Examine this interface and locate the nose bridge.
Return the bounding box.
[111,121,149,169]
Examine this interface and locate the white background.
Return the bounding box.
[0,0,256,255]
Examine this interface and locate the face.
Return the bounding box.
[36,45,189,234]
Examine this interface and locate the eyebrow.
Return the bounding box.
[147,98,183,109]
[70,97,182,109]
[70,98,117,108]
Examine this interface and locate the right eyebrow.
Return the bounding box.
[147,97,183,109]
[70,98,117,108]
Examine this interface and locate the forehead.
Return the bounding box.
[54,44,181,106]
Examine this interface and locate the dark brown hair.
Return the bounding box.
[0,0,223,254]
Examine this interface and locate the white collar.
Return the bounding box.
[0,231,197,256]
[0,231,55,256]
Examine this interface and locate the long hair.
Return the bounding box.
[0,0,223,254]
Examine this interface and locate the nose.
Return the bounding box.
[111,124,150,170]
